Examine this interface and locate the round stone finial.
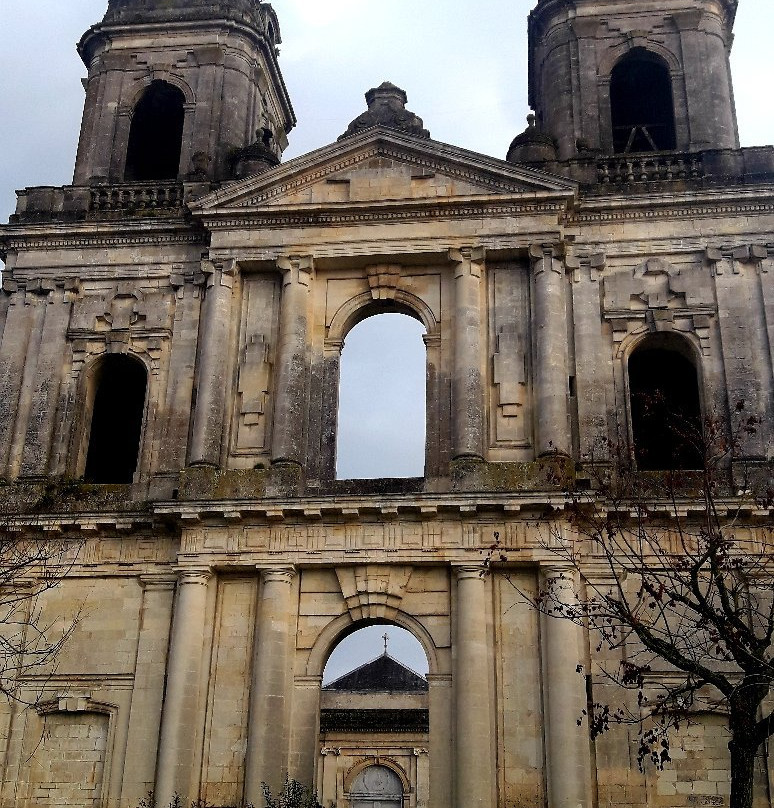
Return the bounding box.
[506,112,558,164]
[339,82,430,141]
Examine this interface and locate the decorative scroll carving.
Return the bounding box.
[335,565,413,621]
[603,258,716,354]
[96,287,147,331]
[604,258,713,311]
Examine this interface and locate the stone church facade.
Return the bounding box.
[0,1,772,807]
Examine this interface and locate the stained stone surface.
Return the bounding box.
[0,1,771,808]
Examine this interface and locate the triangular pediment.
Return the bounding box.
[191,128,576,215]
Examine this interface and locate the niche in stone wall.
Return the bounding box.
[25,707,110,807]
[232,274,280,461]
[488,262,531,456]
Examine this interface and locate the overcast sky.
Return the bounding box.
[0,1,771,671]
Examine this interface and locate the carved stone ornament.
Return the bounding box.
[339,82,430,141]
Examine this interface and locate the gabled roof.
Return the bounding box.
[324,653,429,693]
[189,127,577,218]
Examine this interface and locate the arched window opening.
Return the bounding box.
[84,355,148,484]
[611,50,677,153]
[124,81,185,181]
[323,624,429,686]
[628,338,702,471]
[319,624,428,808]
[336,312,427,480]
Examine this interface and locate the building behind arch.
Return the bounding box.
[0,1,772,807]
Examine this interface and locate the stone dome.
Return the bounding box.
[506,114,558,164]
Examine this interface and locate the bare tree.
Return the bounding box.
[488,403,774,808]
[0,530,82,704]
[0,481,84,705]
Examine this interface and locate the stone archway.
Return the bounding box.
[350,765,404,808]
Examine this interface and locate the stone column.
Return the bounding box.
[567,254,610,463]
[0,285,37,477]
[710,248,772,462]
[454,565,495,808]
[244,565,297,805]
[154,567,213,807]
[189,259,237,467]
[158,273,205,474]
[6,290,47,478]
[271,256,313,466]
[20,282,76,477]
[121,575,177,807]
[540,563,590,808]
[288,675,322,787]
[450,247,485,460]
[530,244,571,457]
[428,674,453,808]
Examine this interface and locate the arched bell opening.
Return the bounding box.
[82,354,148,484]
[627,334,703,471]
[610,49,677,154]
[124,80,186,181]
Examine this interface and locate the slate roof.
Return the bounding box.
[323,653,428,692]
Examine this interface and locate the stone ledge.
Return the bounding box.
[450,456,575,493]
[0,478,150,516]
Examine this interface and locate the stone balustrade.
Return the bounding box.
[596,152,705,184]
[89,181,185,213]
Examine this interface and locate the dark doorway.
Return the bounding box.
[124,81,185,181]
[84,355,148,484]
[628,341,702,470]
[611,50,677,153]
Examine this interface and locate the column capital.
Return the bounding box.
[202,258,237,288]
[449,246,485,278]
[173,566,214,586]
[539,561,576,581]
[277,254,314,286]
[529,243,565,275]
[259,564,297,585]
[453,563,487,581]
[139,573,178,591]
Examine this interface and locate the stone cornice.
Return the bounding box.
[572,185,774,224]
[199,196,571,231]
[0,220,207,256]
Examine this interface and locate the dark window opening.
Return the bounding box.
[124,81,185,181]
[84,355,148,484]
[611,50,677,153]
[628,342,702,471]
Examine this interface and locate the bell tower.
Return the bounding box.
[72,0,295,185]
[527,0,739,159]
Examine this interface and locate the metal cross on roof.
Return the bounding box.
[383,632,389,655]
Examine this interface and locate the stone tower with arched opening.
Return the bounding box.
[0,1,772,807]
